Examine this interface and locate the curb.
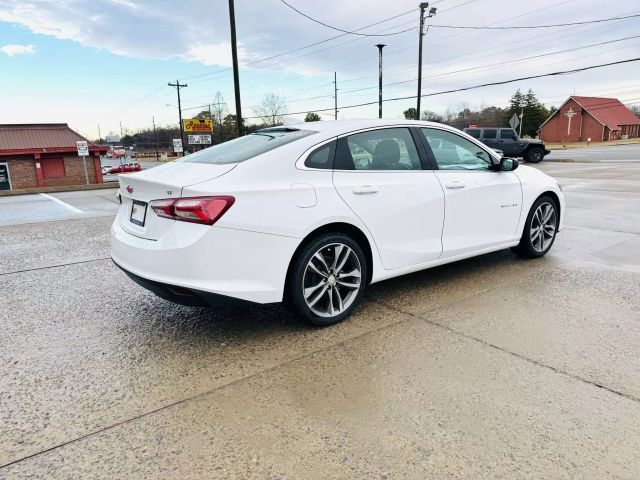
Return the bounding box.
[0,183,117,197]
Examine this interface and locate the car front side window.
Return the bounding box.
[421,128,493,171]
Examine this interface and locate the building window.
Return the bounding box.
[42,157,65,178]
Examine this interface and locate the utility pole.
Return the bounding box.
[97,124,102,143]
[376,44,385,119]
[168,79,187,155]
[228,0,243,137]
[119,121,123,138]
[152,116,159,161]
[417,3,436,119]
[333,72,338,120]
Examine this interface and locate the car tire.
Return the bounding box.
[285,233,368,326]
[512,195,559,258]
[525,147,544,163]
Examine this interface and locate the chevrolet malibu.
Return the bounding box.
[111,120,564,326]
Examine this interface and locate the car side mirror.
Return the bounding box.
[499,157,518,171]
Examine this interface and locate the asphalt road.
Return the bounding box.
[547,143,640,162]
[0,158,639,478]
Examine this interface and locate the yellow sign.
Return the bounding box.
[183,118,213,132]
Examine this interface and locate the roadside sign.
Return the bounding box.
[183,118,213,132]
[76,140,89,157]
[173,138,184,153]
[188,134,212,145]
[75,141,90,185]
[105,135,121,143]
[508,113,520,129]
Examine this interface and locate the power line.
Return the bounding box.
[337,33,640,96]
[428,12,640,30]
[241,57,640,119]
[182,8,419,82]
[277,0,419,37]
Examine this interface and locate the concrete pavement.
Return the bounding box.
[0,159,639,478]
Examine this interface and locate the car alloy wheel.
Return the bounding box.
[302,243,362,318]
[530,202,557,253]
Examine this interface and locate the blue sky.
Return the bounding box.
[1,0,639,139]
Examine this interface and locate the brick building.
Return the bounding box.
[539,96,640,142]
[0,124,108,192]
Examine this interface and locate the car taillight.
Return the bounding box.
[149,196,235,225]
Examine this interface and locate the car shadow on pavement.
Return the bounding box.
[121,248,534,344]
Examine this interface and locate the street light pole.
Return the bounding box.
[376,44,385,119]
[417,3,436,119]
[228,0,243,138]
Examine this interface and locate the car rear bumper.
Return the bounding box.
[110,218,300,305]
[112,260,253,307]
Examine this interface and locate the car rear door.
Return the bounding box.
[332,127,444,270]
[418,127,522,258]
[480,128,499,151]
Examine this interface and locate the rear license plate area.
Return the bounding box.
[130,200,148,227]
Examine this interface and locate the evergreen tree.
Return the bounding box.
[505,89,549,137]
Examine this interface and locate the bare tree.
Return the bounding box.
[211,92,228,128]
[254,93,287,126]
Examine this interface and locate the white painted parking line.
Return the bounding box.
[38,193,84,214]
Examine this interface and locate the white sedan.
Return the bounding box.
[111,119,564,325]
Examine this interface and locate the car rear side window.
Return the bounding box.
[500,129,517,141]
[483,129,497,139]
[335,128,421,170]
[180,128,315,165]
[304,141,335,169]
[466,129,480,138]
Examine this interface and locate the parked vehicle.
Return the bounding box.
[111,120,564,326]
[463,127,550,163]
[101,166,111,175]
[109,163,141,174]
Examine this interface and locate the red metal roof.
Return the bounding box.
[571,96,640,131]
[0,123,108,155]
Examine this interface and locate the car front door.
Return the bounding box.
[419,127,522,258]
[332,127,444,270]
[497,129,521,156]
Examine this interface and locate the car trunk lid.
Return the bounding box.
[118,162,236,240]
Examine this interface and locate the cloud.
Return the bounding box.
[0,43,35,56]
[180,41,247,67]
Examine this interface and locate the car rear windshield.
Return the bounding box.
[179,128,315,165]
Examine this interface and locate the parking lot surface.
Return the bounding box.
[1,155,639,478]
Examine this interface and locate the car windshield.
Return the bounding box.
[179,128,315,165]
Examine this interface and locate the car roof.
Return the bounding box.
[277,119,457,138]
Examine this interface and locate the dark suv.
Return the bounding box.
[463,127,550,163]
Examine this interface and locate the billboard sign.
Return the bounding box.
[76,140,89,157]
[105,135,121,143]
[188,134,212,145]
[183,118,213,132]
[173,139,184,153]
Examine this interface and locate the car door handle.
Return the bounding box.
[352,185,379,195]
[444,181,465,189]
